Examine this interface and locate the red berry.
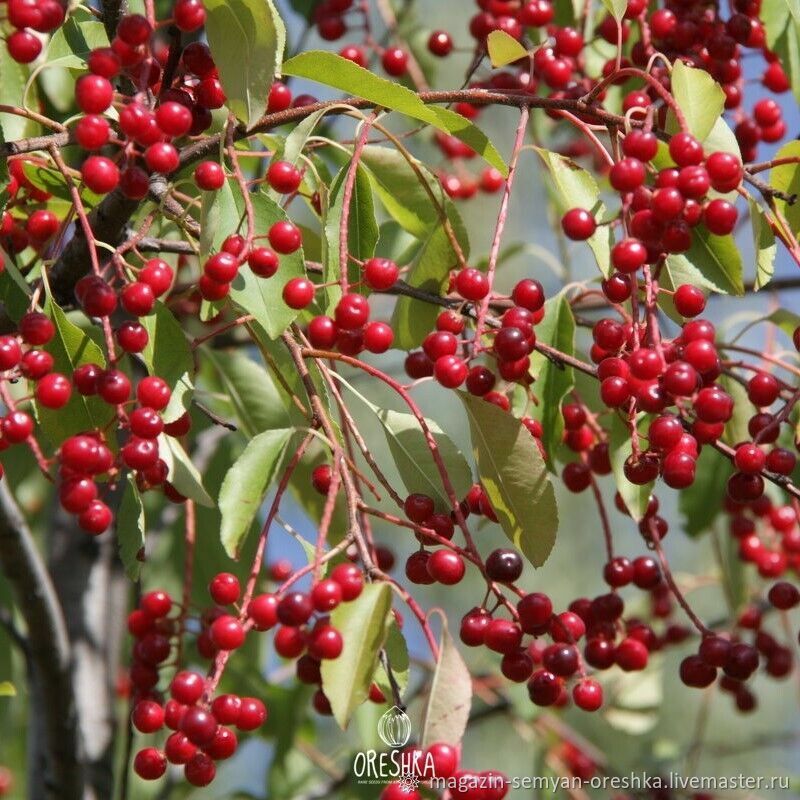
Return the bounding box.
[81,156,119,194]
[194,161,225,190]
[209,572,240,605]
[267,160,302,194]
[133,747,167,780]
[381,47,408,76]
[173,0,206,31]
[75,74,113,113]
[364,258,398,290]
[269,221,302,254]
[282,277,315,309]
[673,284,706,317]
[561,208,596,240]
[454,268,489,301]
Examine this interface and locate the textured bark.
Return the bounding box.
[48,492,128,800]
[0,482,84,800]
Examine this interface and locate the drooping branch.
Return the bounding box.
[0,482,84,800]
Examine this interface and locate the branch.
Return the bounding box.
[0,481,84,800]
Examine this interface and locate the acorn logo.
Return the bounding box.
[377,706,411,748]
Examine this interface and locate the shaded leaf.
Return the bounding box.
[228,191,307,339]
[205,349,295,437]
[323,162,378,312]
[37,299,113,446]
[421,616,472,747]
[218,428,294,557]
[160,436,215,507]
[679,448,732,537]
[321,582,393,729]
[770,139,800,235]
[665,227,744,296]
[391,210,469,349]
[459,393,558,567]
[750,199,777,290]
[609,412,653,521]
[334,374,472,508]
[374,620,409,703]
[140,302,194,424]
[117,475,145,581]
[205,0,286,126]
[535,147,611,276]
[529,291,576,470]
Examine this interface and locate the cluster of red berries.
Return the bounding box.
[4,0,66,63]
[679,580,798,713]
[403,275,545,393]
[0,159,60,256]
[302,262,396,356]
[313,0,410,78]
[565,132,743,252]
[561,304,800,507]
[127,588,267,786]
[128,564,375,785]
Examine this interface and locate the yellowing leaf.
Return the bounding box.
[487,30,528,67]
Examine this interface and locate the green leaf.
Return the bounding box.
[534,147,611,277]
[391,207,469,349]
[140,302,193,424]
[679,448,732,537]
[600,0,628,20]
[374,620,409,703]
[22,162,102,209]
[117,475,145,581]
[378,408,473,509]
[281,106,330,165]
[762,0,800,104]
[609,412,653,521]
[218,428,294,557]
[719,373,750,447]
[360,145,447,238]
[205,349,295,437]
[749,199,777,290]
[664,227,744,296]
[320,582,393,729]
[228,191,307,339]
[459,393,558,567]
[45,15,109,69]
[37,299,113,446]
[0,42,39,140]
[0,248,30,323]
[421,616,472,748]
[770,140,800,234]
[486,30,528,67]
[204,0,286,126]
[334,374,473,508]
[281,51,508,175]
[766,308,800,340]
[160,436,215,507]
[529,291,576,470]
[669,59,725,141]
[323,163,378,313]
[0,682,16,697]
